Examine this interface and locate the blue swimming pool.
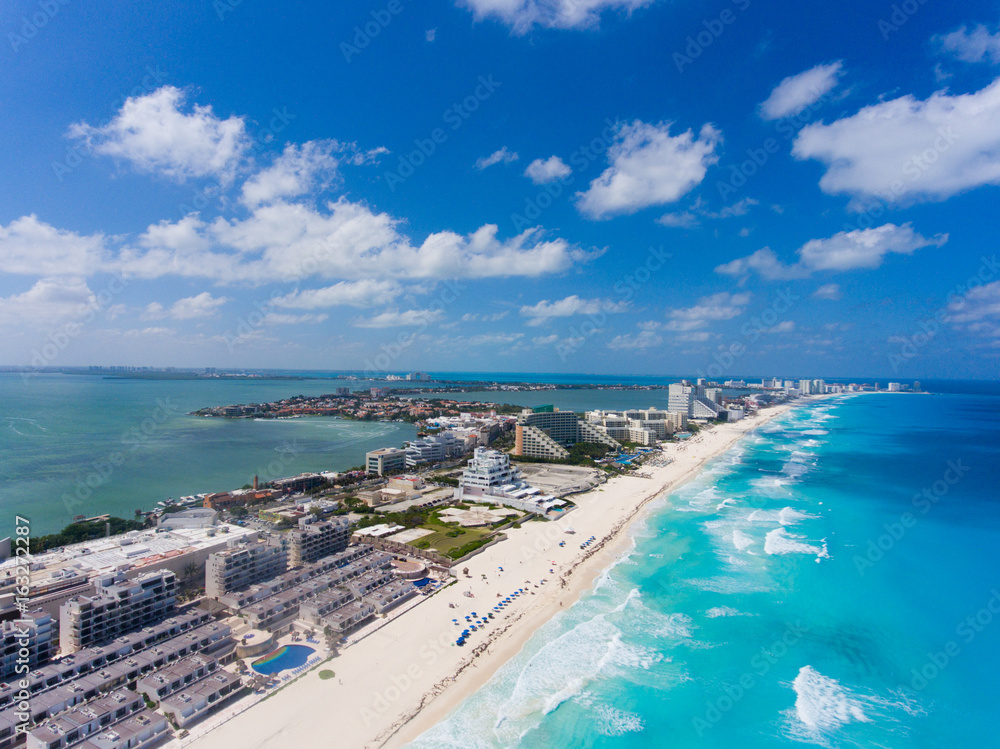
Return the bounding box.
[251,644,315,674]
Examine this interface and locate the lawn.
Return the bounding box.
[413,518,492,557]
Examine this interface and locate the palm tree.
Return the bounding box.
[182,562,200,582]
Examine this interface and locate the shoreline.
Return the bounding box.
[184,399,814,749]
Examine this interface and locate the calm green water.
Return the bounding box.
[0,373,418,537]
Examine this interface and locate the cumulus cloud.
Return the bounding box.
[576,120,720,219]
[425,28,437,42]
[263,312,329,325]
[792,77,1000,205]
[0,277,96,326]
[119,199,593,283]
[69,86,249,182]
[937,23,1000,64]
[759,61,843,120]
[519,295,629,325]
[813,283,841,300]
[475,147,519,170]
[656,211,699,228]
[353,308,444,328]
[144,292,228,320]
[524,156,571,184]
[946,280,1000,341]
[715,224,946,280]
[661,292,751,331]
[0,215,107,276]
[273,279,403,309]
[607,329,662,349]
[241,141,342,207]
[456,0,654,33]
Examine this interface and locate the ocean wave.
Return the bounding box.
[789,665,869,737]
[705,606,752,618]
[731,529,755,550]
[593,705,645,736]
[764,528,829,561]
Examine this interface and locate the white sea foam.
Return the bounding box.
[802,429,829,436]
[731,529,755,550]
[705,606,751,618]
[764,528,828,560]
[789,666,869,737]
[593,705,646,736]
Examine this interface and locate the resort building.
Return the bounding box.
[156,670,242,728]
[668,383,723,420]
[205,541,288,600]
[460,448,524,490]
[26,689,146,749]
[0,611,55,680]
[59,571,177,654]
[513,407,620,460]
[404,433,465,468]
[365,447,408,476]
[287,517,351,566]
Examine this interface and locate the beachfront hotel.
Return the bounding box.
[286,517,351,566]
[585,408,688,446]
[512,407,621,460]
[59,571,177,654]
[205,541,288,600]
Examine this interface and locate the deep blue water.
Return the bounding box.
[409,392,1000,748]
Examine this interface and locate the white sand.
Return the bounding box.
[185,404,795,749]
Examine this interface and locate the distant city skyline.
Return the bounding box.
[2,1,999,378]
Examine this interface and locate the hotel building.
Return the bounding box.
[513,407,620,460]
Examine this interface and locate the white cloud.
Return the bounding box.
[576,120,720,219]
[263,312,329,325]
[715,224,946,280]
[121,200,591,283]
[273,279,403,309]
[519,295,629,326]
[425,28,437,42]
[0,215,106,276]
[475,147,519,170]
[0,277,95,326]
[69,86,249,182]
[353,308,444,328]
[759,61,843,120]
[607,329,662,349]
[531,334,559,345]
[946,280,1000,340]
[792,77,1000,205]
[657,211,699,228]
[457,0,654,33]
[524,156,571,184]
[662,292,751,331]
[813,283,841,300]
[937,23,1000,64]
[461,311,509,322]
[241,141,342,207]
[466,332,523,345]
[145,292,229,320]
[762,320,795,333]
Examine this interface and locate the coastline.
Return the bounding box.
[184,400,809,749]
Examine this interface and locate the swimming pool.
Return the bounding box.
[251,644,315,674]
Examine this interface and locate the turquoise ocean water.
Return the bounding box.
[409,392,1000,748]
[0,373,417,536]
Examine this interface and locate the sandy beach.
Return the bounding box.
[185,403,797,749]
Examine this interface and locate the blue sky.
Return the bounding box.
[1,0,999,378]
